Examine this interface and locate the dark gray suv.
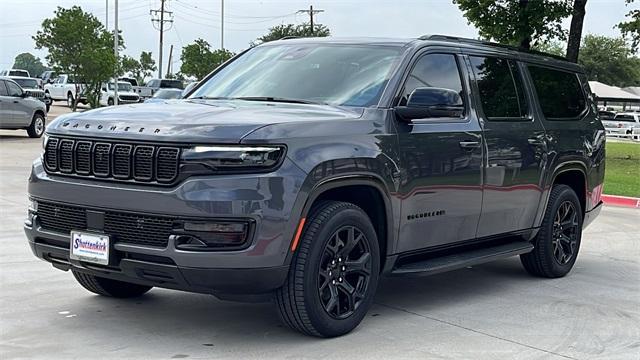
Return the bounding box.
[25,35,605,337]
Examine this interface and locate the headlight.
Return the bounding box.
[181,145,285,173]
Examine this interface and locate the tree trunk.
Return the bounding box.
[518,0,532,50]
[566,0,588,63]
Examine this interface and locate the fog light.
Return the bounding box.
[28,198,38,213]
[174,221,250,250]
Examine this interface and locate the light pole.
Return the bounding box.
[113,0,118,105]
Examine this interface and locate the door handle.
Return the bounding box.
[459,141,480,150]
[13,100,19,103]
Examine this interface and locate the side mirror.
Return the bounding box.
[101,87,107,91]
[396,87,464,121]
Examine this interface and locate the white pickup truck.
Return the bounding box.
[44,74,86,108]
[99,81,140,106]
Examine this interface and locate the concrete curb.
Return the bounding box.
[602,194,640,208]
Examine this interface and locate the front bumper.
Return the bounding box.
[25,156,307,296]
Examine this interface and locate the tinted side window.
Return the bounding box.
[5,81,22,97]
[400,53,464,106]
[470,56,528,120]
[0,81,8,96]
[528,66,586,119]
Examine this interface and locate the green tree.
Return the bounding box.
[119,55,139,77]
[12,53,48,77]
[252,23,330,46]
[179,39,234,79]
[33,6,123,110]
[137,51,156,83]
[453,0,572,49]
[618,0,640,51]
[533,41,566,57]
[578,35,640,87]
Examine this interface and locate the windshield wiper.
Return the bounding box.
[235,96,326,105]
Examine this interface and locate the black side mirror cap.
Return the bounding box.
[396,87,464,121]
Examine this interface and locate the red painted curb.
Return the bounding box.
[601,194,640,208]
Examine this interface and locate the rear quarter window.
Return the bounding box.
[527,66,586,120]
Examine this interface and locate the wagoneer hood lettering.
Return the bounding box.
[47,100,364,143]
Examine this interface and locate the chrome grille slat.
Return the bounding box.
[43,137,180,185]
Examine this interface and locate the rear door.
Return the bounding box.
[394,50,484,252]
[466,54,548,238]
[0,80,15,127]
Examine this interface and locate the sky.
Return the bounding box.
[0,0,635,74]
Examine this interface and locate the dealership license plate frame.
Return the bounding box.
[69,231,110,265]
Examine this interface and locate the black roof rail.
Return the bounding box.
[418,34,569,62]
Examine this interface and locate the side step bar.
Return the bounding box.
[391,241,534,276]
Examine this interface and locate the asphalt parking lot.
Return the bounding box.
[0,104,639,359]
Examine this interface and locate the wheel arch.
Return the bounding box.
[534,162,588,229]
[291,175,395,273]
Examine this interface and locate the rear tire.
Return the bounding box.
[520,185,583,278]
[72,271,152,298]
[26,113,45,138]
[275,201,380,337]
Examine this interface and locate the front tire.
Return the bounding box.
[276,201,380,337]
[66,93,74,108]
[107,97,114,106]
[26,113,45,138]
[72,271,152,298]
[520,185,583,278]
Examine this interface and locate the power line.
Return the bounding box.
[150,0,173,78]
[297,5,324,35]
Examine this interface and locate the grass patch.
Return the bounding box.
[604,142,640,197]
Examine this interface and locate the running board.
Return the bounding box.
[391,241,534,276]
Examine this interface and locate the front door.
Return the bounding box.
[4,81,31,127]
[0,80,16,127]
[395,51,484,253]
[466,55,547,238]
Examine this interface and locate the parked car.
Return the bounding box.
[144,88,182,103]
[598,110,616,121]
[40,70,56,84]
[119,77,152,101]
[8,76,52,112]
[44,74,86,107]
[143,78,184,96]
[0,77,47,137]
[99,81,140,106]
[25,35,604,337]
[603,112,639,137]
[0,69,30,77]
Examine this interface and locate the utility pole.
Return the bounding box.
[105,0,109,30]
[113,0,118,105]
[166,44,173,77]
[151,0,173,78]
[297,5,324,35]
[221,0,224,50]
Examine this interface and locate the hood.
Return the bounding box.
[46,99,364,143]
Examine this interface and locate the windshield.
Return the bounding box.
[108,83,133,91]
[153,89,182,99]
[9,70,28,77]
[13,78,38,89]
[190,44,403,107]
[614,115,637,122]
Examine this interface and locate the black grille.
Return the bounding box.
[44,137,180,184]
[45,138,59,170]
[119,95,139,101]
[75,141,91,174]
[37,202,86,234]
[104,212,173,247]
[36,201,173,248]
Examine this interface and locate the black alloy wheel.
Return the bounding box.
[318,225,372,319]
[551,201,579,265]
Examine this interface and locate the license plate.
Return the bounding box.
[70,231,110,265]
